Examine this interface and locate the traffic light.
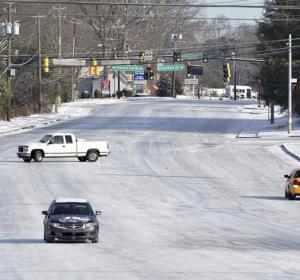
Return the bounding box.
[223,63,231,82]
[173,51,181,62]
[203,52,208,63]
[292,81,297,94]
[227,63,231,82]
[186,63,192,78]
[43,56,49,73]
[139,52,146,64]
[145,65,154,80]
[112,47,117,59]
[89,58,100,76]
[149,69,154,80]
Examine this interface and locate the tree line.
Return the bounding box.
[0,1,265,120]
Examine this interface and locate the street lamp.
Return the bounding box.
[112,20,125,98]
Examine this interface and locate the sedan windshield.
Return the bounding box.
[40,135,52,143]
[52,203,93,215]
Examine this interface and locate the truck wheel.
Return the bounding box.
[78,157,87,162]
[23,158,31,162]
[87,150,99,162]
[33,150,43,162]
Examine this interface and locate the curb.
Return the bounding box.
[280,144,300,162]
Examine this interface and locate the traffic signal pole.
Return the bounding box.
[172,19,178,98]
[233,44,237,100]
[288,34,292,135]
[37,16,42,113]
[7,3,11,121]
[172,51,176,98]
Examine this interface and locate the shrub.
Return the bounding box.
[94,89,101,98]
[81,90,90,99]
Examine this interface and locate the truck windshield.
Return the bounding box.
[52,203,93,215]
[40,135,52,143]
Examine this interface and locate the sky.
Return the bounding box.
[203,0,264,22]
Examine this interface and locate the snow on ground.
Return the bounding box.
[2,96,300,279]
[1,96,300,160]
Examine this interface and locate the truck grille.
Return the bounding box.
[62,222,83,229]
[18,147,24,152]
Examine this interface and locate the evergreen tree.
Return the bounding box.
[257,0,300,112]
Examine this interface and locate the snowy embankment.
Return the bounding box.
[0,98,125,135]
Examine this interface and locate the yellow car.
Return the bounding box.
[284,168,300,200]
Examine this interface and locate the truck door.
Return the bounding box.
[44,135,67,157]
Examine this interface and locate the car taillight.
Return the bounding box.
[293,180,300,186]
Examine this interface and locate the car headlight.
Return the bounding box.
[49,223,61,228]
[84,223,95,228]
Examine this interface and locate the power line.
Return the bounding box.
[0,0,299,10]
[5,11,300,22]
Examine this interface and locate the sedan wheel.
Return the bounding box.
[44,231,53,243]
[288,189,295,200]
[91,235,99,243]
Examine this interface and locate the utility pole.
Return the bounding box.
[57,3,62,111]
[117,25,120,97]
[233,44,237,100]
[71,20,76,102]
[172,18,178,99]
[7,3,12,121]
[37,16,42,113]
[53,4,64,112]
[288,34,292,135]
[58,4,62,58]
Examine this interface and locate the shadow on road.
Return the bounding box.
[0,160,89,163]
[240,195,287,201]
[0,239,43,244]
[0,239,96,244]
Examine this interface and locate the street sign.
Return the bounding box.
[145,50,153,61]
[101,59,130,66]
[52,58,86,66]
[181,53,202,61]
[157,63,185,72]
[134,71,145,80]
[184,78,198,85]
[111,64,144,71]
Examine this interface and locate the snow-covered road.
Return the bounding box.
[1,98,300,280]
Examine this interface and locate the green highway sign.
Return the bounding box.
[157,64,185,72]
[111,64,144,71]
[181,53,202,61]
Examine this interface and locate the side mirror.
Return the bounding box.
[95,211,102,215]
[284,174,290,179]
[42,210,48,215]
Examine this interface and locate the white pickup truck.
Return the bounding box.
[17,132,110,162]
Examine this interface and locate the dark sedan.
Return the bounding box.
[42,198,101,243]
